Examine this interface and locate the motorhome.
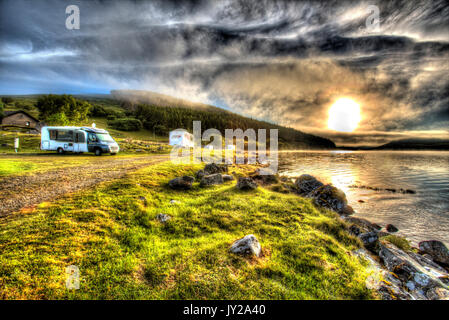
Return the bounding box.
[169,129,194,148]
[41,126,120,155]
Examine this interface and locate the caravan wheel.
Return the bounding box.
[57,147,65,154]
[95,148,102,156]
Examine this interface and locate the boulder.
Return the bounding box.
[230,234,261,257]
[236,177,258,190]
[156,213,171,223]
[379,243,449,299]
[348,224,361,236]
[294,174,323,195]
[308,184,351,215]
[195,169,206,180]
[343,216,381,233]
[222,174,234,182]
[168,176,194,190]
[359,232,379,253]
[418,240,449,266]
[386,224,399,233]
[200,173,224,187]
[204,163,228,174]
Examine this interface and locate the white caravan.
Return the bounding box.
[41,126,120,156]
[169,129,194,148]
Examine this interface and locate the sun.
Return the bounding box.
[327,98,362,132]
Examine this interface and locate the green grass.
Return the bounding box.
[380,235,412,252]
[0,161,375,299]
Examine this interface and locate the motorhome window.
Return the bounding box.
[88,133,98,143]
[49,130,57,140]
[96,133,114,142]
[56,130,74,142]
[75,132,85,143]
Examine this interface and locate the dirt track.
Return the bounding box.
[0,155,168,217]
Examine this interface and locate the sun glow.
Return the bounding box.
[327,98,362,132]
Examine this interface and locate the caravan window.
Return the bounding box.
[88,133,98,143]
[49,130,57,140]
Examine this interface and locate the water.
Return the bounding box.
[278,150,449,246]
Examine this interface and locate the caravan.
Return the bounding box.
[169,129,194,148]
[41,126,120,156]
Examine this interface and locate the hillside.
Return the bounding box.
[1,93,336,149]
[377,138,449,150]
[110,90,335,149]
[110,90,224,113]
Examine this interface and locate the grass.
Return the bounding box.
[0,161,375,299]
[380,235,412,252]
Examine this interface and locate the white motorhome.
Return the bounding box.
[169,129,194,148]
[41,126,120,156]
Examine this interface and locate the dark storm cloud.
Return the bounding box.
[1,0,449,145]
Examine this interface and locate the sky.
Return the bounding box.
[1,0,448,146]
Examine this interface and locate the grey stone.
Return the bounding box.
[200,173,224,187]
[294,174,323,195]
[230,234,261,257]
[156,213,171,223]
[236,177,257,190]
[168,176,194,190]
[418,240,449,266]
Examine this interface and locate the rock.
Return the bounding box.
[418,240,449,266]
[251,169,279,185]
[200,173,224,187]
[308,184,351,215]
[156,213,171,223]
[204,163,228,174]
[230,234,261,257]
[169,199,179,204]
[294,174,323,195]
[379,243,449,299]
[343,216,381,233]
[386,224,399,233]
[405,189,416,194]
[358,199,365,203]
[139,196,146,201]
[168,176,194,190]
[348,224,361,236]
[426,287,449,300]
[195,169,206,180]
[222,174,234,182]
[359,232,379,253]
[236,177,258,190]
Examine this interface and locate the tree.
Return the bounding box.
[35,94,91,125]
[0,101,4,121]
[1,97,13,105]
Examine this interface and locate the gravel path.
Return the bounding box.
[0,155,168,217]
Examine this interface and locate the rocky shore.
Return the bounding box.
[168,163,449,300]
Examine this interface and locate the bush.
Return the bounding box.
[0,101,4,121]
[108,118,143,131]
[89,105,108,117]
[14,101,32,110]
[107,114,117,121]
[45,112,70,126]
[1,97,13,105]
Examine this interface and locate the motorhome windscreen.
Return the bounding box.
[96,133,114,142]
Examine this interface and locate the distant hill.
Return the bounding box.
[376,138,449,150]
[111,90,335,149]
[110,90,224,113]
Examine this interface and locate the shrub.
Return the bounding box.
[106,114,117,121]
[0,101,4,121]
[45,112,70,126]
[1,97,13,105]
[89,105,108,117]
[108,118,143,131]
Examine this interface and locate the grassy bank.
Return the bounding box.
[0,161,375,299]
